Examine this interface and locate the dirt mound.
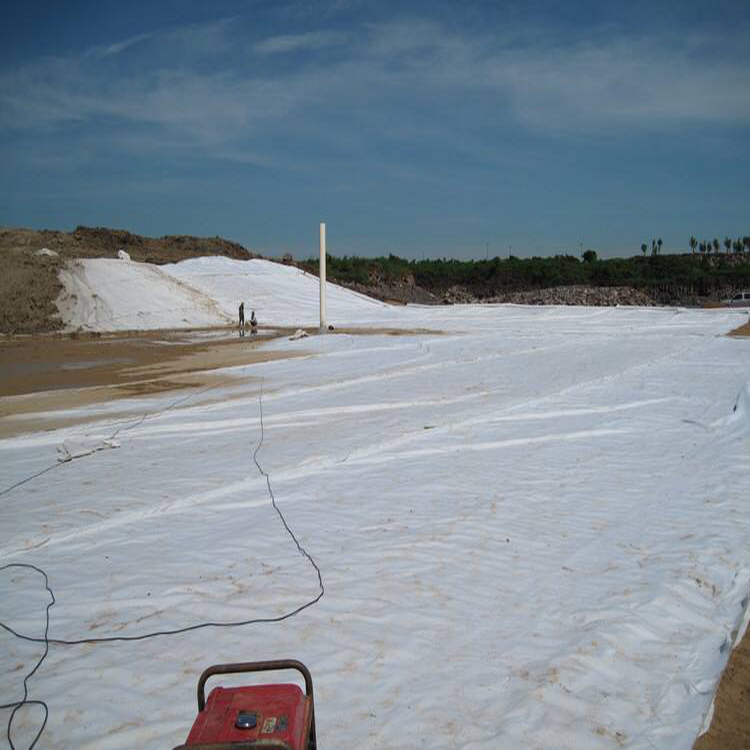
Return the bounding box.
[0,241,64,334]
[60,225,254,264]
[0,226,256,334]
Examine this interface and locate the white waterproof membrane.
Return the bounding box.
[2,257,749,748]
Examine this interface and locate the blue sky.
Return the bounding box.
[1,0,748,259]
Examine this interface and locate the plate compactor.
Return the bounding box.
[174,660,317,750]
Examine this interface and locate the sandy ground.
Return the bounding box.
[694,624,750,749]
[729,319,750,337]
[0,326,439,437]
[0,329,297,437]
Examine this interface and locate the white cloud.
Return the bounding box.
[252,30,346,55]
[94,31,156,58]
[88,17,238,60]
[1,17,748,155]
[358,21,750,130]
[484,35,750,130]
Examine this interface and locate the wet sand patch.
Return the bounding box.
[0,325,439,437]
[0,328,291,396]
[0,372,243,438]
[0,325,442,398]
[0,329,297,437]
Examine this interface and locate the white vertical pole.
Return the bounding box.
[319,222,327,331]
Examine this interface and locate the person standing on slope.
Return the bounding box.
[238,302,245,336]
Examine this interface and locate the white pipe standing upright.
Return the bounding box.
[319,222,327,331]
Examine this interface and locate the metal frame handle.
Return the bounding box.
[197,659,314,711]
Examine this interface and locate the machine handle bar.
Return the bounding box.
[197,660,314,711]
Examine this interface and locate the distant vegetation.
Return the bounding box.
[689,235,750,256]
[301,238,750,303]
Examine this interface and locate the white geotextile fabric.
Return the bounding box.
[55,256,393,331]
[3,297,749,748]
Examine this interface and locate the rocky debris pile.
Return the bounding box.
[333,277,658,307]
[441,285,477,304]
[440,285,657,306]
[493,285,657,306]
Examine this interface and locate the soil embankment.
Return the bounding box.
[0,226,254,334]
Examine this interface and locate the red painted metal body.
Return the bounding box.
[175,660,316,750]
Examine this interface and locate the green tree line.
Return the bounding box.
[301,246,750,299]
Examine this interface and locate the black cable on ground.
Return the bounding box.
[106,382,219,441]
[0,382,218,500]
[0,564,54,750]
[0,465,60,500]
[0,383,324,747]
[253,381,325,605]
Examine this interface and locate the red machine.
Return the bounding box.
[174,660,316,750]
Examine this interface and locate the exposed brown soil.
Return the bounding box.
[728,319,750,337]
[693,623,750,749]
[0,371,242,438]
[0,239,65,335]
[1,225,253,265]
[0,329,287,396]
[0,329,297,437]
[0,226,255,334]
[0,326,438,437]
